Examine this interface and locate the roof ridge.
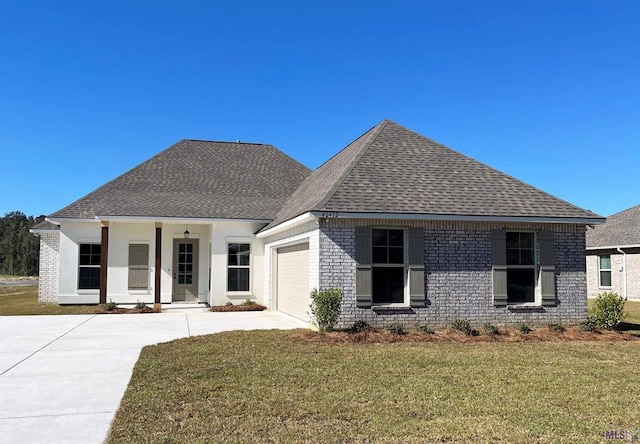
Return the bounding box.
[183,139,270,146]
[50,139,185,218]
[315,120,390,210]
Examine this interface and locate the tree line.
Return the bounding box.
[0,211,45,276]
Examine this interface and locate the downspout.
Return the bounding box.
[616,247,627,300]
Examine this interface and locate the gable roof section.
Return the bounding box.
[266,120,601,229]
[51,140,311,220]
[586,204,640,248]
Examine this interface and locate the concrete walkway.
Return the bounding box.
[0,311,306,444]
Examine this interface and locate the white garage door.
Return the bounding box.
[276,243,310,322]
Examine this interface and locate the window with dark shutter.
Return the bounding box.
[128,244,149,290]
[538,231,556,306]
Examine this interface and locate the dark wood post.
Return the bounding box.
[155,223,162,307]
[99,222,109,304]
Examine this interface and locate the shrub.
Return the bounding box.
[225,301,233,306]
[348,320,372,334]
[589,292,627,330]
[135,300,146,310]
[548,323,565,333]
[515,321,531,334]
[451,318,474,336]
[309,288,343,333]
[386,322,406,335]
[580,317,598,332]
[242,299,255,306]
[418,324,435,334]
[106,300,117,311]
[483,323,499,335]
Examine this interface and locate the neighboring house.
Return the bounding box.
[32,120,604,327]
[586,205,640,300]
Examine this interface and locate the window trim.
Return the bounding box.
[371,227,407,306]
[505,231,539,306]
[226,241,252,294]
[598,254,612,288]
[78,243,101,291]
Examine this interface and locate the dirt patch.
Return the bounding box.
[294,326,640,344]
[209,303,266,312]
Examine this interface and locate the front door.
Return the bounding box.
[172,239,199,302]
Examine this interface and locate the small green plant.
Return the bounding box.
[589,292,628,330]
[348,320,372,334]
[548,323,565,333]
[225,301,233,306]
[135,300,146,310]
[451,318,474,336]
[309,288,343,333]
[483,323,499,335]
[242,299,256,306]
[579,317,598,332]
[515,321,531,334]
[106,300,117,311]
[418,324,435,334]
[386,322,406,335]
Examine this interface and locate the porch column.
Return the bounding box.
[155,223,162,305]
[99,222,109,304]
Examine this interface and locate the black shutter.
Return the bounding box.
[408,227,425,308]
[492,230,508,307]
[355,227,372,308]
[539,231,556,306]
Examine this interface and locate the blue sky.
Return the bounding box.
[1,0,638,218]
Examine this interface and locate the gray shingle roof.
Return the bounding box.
[266,120,601,229]
[586,205,640,248]
[51,140,311,220]
[31,221,60,231]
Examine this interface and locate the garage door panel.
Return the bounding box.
[277,243,310,322]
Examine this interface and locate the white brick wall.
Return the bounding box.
[37,232,60,303]
[587,251,640,300]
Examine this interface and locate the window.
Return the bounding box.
[128,244,149,290]
[505,232,535,304]
[599,254,612,287]
[227,243,250,292]
[371,228,404,304]
[78,243,101,290]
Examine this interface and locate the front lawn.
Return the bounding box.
[0,286,158,315]
[108,330,640,443]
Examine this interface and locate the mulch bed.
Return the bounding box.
[96,306,161,314]
[295,327,640,344]
[209,303,267,312]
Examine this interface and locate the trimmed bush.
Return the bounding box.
[589,292,627,330]
[386,322,406,335]
[348,320,372,334]
[548,323,565,334]
[452,319,474,336]
[515,321,531,334]
[106,300,117,311]
[309,288,343,332]
[418,324,435,334]
[483,323,499,335]
[579,317,598,332]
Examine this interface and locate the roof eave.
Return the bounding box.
[586,244,640,250]
[309,211,606,225]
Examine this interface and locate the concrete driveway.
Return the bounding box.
[0,311,305,444]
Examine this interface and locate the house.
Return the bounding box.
[586,205,640,300]
[32,120,604,327]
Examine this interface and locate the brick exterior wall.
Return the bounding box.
[586,249,640,300]
[37,232,60,303]
[319,219,588,329]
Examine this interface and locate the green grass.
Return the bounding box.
[108,330,640,443]
[0,286,100,315]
